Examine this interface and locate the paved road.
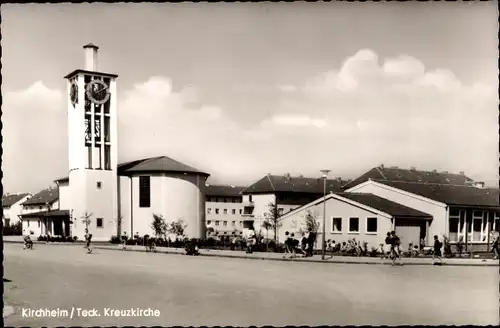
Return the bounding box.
[3,243,498,326]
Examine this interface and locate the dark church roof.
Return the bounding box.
[117,156,209,177]
[241,174,347,195]
[343,166,474,190]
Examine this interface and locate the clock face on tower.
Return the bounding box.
[70,82,78,107]
[86,79,110,105]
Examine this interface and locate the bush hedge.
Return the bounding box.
[37,235,77,242]
[3,221,22,236]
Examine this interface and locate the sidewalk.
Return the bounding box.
[4,236,497,266]
[96,244,498,266]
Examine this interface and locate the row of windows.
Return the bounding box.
[207,208,243,215]
[291,217,377,234]
[331,217,377,233]
[206,197,242,203]
[207,220,242,227]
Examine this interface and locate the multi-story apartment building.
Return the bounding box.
[205,184,246,238]
[240,173,348,239]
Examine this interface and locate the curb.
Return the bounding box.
[94,246,498,267]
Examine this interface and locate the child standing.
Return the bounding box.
[433,235,443,264]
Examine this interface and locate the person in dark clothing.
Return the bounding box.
[84,229,93,254]
[390,231,402,266]
[491,236,499,260]
[23,235,33,250]
[283,231,296,258]
[305,230,316,257]
[384,232,392,260]
[433,235,443,264]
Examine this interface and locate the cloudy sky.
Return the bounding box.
[2,2,498,193]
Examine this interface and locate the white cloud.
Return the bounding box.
[265,114,327,128]
[269,49,498,186]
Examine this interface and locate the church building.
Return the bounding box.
[48,44,208,241]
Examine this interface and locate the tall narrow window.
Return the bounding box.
[104,145,111,170]
[104,98,110,114]
[94,116,101,142]
[139,176,151,208]
[104,116,110,142]
[86,145,92,169]
[84,114,92,145]
[96,145,102,169]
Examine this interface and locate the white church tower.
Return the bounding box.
[64,44,118,241]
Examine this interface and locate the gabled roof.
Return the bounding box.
[22,187,59,206]
[280,192,432,221]
[2,193,31,207]
[117,156,210,177]
[206,185,246,197]
[373,180,500,208]
[343,166,474,190]
[241,174,347,195]
[337,193,432,218]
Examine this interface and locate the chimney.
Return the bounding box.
[336,177,342,183]
[83,43,99,71]
[432,169,438,173]
[459,171,465,176]
[380,164,384,169]
[410,166,416,171]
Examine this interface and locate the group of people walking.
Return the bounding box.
[283,230,316,258]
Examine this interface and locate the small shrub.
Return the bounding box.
[73,236,78,241]
[37,235,46,241]
[109,235,121,244]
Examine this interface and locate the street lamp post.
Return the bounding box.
[320,169,331,260]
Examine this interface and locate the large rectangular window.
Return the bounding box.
[139,176,151,208]
[349,217,359,233]
[472,219,482,242]
[104,145,111,170]
[331,217,342,233]
[449,217,459,242]
[366,217,378,233]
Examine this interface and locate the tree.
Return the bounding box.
[81,212,93,232]
[261,220,272,251]
[151,214,168,239]
[168,218,187,239]
[263,202,283,243]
